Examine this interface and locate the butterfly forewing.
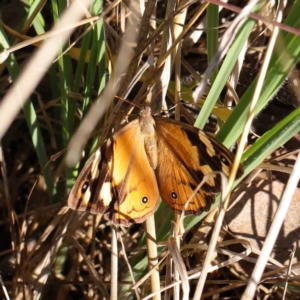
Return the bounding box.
[68,149,112,214]
[68,118,160,226]
[107,121,160,225]
[155,116,243,215]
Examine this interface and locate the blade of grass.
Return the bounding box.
[53,0,76,194]
[194,4,259,130]
[0,25,55,200]
[242,151,300,299]
[145,216,161,300]
[68,1,105,188]
[24,0,47,35]
[217,0,300,147]
[242,107,300,172]
[85,1,105,157]
[206,3,219,83]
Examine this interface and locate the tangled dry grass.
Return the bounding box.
[0,0,300,299]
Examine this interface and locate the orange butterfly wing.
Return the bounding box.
[68,120,160,226]
[69,107,243,224]
[154,117,244,215]
[68,148,111,213]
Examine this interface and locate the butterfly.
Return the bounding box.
[68,107,244,226]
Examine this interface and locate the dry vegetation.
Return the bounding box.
[0,0,300,299]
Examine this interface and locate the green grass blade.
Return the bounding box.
[194,6,261,130]
[0,25,55,200]
[242,107,300,173]
[207,3,219,83]
[217,0,300,147]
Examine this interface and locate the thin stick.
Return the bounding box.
[111,226,118,300]
[145,216,161,300]
[242,152,300,299]
[0,274,10,300]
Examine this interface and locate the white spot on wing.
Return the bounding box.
[82,188,91,205]
[91,150,101,180]
[100,182,112,206]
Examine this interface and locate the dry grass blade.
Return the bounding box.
[192,0,257,102]
[0,16,102,56]
[142,238,252,298]
[69,235,110,298]
[168,236,189,300]
[22,208,69,261]
[0,0,92,140]
[283,242,297,299]
[0,274,10,300]
[157,2,209,69]
[192,172,228,299]
[2,0,300,298]
[242,151,300,299]
[118,0,157,98]
[208,0,300,36]
[66,0,141,166]
[0,145,19,291]
[150,0,173,113]
[111,226,119,300]
[120,253,169,300]
[31,221,68,300]
[145,216,160,300]
[118,231,141,300]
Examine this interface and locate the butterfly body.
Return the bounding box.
[68,107,244,226]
